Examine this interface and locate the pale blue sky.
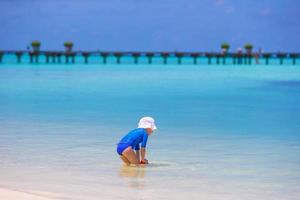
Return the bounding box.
[1,0,299,52]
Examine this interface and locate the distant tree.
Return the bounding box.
[221,43,230,52]
[64,41,74,53]
[244,43,253,54]
[31,41,41,52]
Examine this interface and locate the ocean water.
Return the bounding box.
[0,60,300,200]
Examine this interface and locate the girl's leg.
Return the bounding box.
[122,146,139,165]
[119,155,130,165]
[135,150,140,162]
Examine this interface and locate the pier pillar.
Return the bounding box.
[82,52,90,64]
[243,55,248,65]
[33,53,39,63]
[206,54,212,65]
[29,53,33,63]
[132,53,140,64]
[15,51,23,63]
[175,53,184,64]
[146,53,154,64]
[216,54,220,65]
[51,53,56,63]
[237,54,243,65]
[45,52,50,63]
[278,53,285,65]
[101,53,109,64]
[290,53,298,65]
[246,54,252,65]
[29,52,39,63]
[103,56,107,64]
[264,53,270,65]
[233,55,236,64]
[194,57,197,64]
[65,54,69,63]
[71,54,75,63]
[57,53,62,63]
[64,52,75,64]
[0,51,3,63]
[161,53,169,64]
[114,52,122,64]
[191,53,199,65]
[222,55,226,65]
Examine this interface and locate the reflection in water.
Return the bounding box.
[119,165,147,189]
[119,165,147,178]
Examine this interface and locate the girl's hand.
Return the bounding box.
[140,159,149,164]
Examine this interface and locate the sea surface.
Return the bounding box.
[0,57,300,200]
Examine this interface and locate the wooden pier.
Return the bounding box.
[0,51,299,65]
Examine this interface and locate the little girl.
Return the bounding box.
[116,117,157,165]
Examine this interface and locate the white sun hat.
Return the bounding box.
[138,116,157,130]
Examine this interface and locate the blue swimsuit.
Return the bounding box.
[117,128,148,155]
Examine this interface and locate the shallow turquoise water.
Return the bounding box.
[0,63,299,200]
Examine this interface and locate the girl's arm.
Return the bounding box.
[141,147,148,163]
[140,132,149,164]
[134,144,141,162]
[135,150,141,162]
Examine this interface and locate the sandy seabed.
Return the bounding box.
[0,188,58,200]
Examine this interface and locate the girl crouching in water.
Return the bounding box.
[116,117,157,165]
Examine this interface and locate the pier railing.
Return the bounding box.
[0,51,299,65]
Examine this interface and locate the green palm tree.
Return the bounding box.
[221,43,230,53]
[244,43,254,64]
[221,43,230,64]
[244,43,253,54]
[64,41,74,53]
[31,41,41,52]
